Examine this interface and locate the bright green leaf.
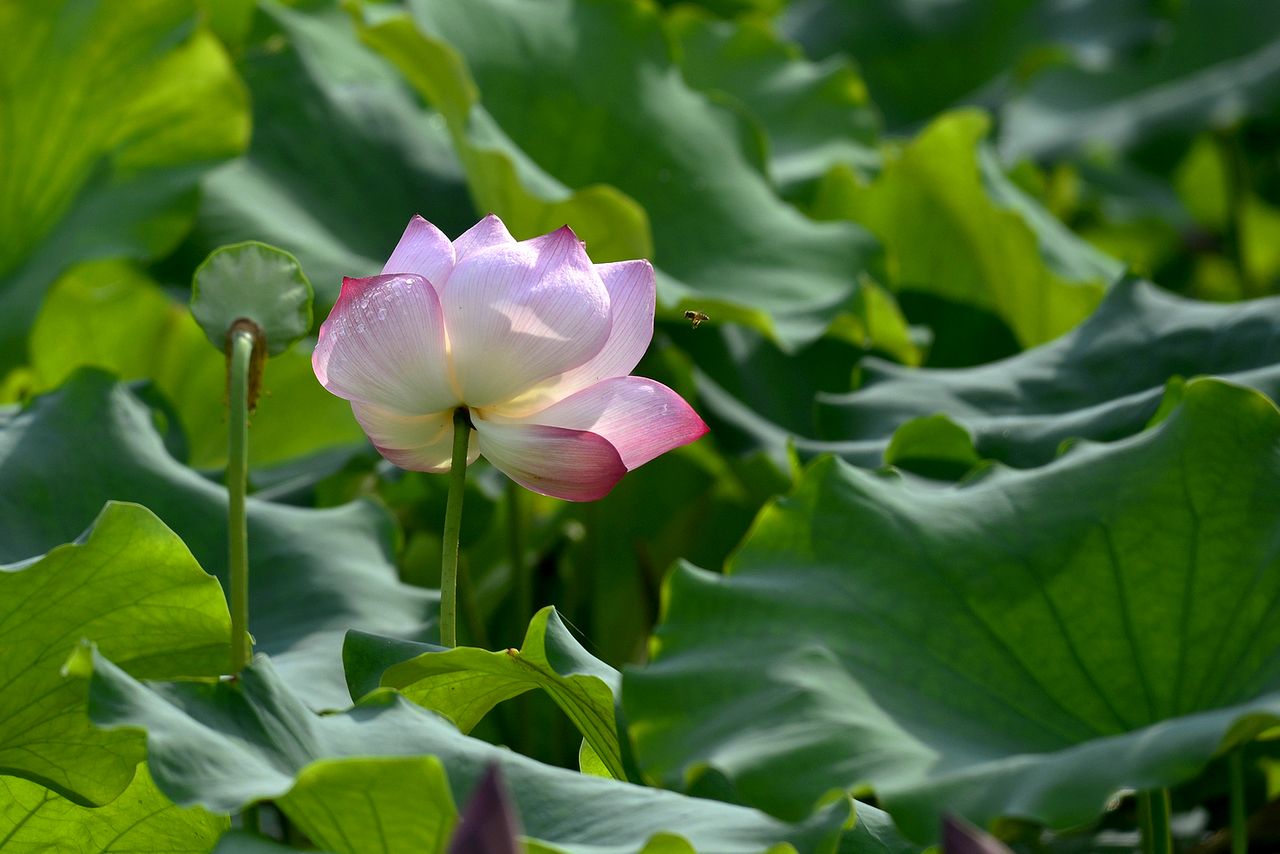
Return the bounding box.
[0,502,229,805]
[10,260,365,469]
[278,757,457,854]
[0,765,227,854]
[357,607,628,781]
[811,110,1107,350]
[626,379,1280,842]
[0,0,248,368]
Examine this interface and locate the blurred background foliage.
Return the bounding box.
[1,0,1278,847]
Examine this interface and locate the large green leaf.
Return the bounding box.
[84,652,906,854]
[278,757,457,854]
[0,371,432,709]
[779,0,1162,131]
[811,110,1107,352]
[9,259,364,469]
[348,606,629,781]
[0,502,229,805]
[814,278,1280,470]
[0,0,248,367]
[0,766,227,854]
[179,0,475,305]
[625,379,1280,842]
[666,8,879,198]
[1001,0,1280,159]
[360,0,884,351]
[777,0,1035,129]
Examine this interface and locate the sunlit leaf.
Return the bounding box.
[0,0,248,367]
[348,607,629,781]
[10,260,364,468]
[0,503,229,805]
[811,110,1108,352]
[0,766,227,854]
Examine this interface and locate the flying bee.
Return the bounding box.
[683,309,709,329]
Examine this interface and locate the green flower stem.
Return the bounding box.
[227,326,255,673]
[1139,789,1173,854]
[1230,747,1248,854]
[440,407,472,648]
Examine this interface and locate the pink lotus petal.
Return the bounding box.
[473,419,627,501]
[382,215,456,286]
[313,274,458,414]
[352,404,478,472]
[499,259,657,415]
[442,226,611,408]
[453,213,516,260]
[518,376,707,469]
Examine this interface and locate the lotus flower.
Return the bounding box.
[313,214,708,501]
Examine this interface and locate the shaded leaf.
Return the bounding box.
[1001,0,1280,159]
[0,502,229,805]
[84,652,899,854]
[667,8,879,197]
[626,379,1280,842]
[941,815,1012,854]
[815,278,1280,470]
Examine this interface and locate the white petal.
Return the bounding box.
[441,226,611,407]
[313,274,458,413]
[496,259,657,415]
[382,215,456,286]
[353,404,479,472]
[453,213,516,260]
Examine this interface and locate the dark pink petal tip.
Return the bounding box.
[475,421,627,502]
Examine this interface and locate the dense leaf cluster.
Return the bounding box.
[1,0,1278,852]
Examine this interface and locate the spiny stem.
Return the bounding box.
[1230,747,1248,854]
[227,327,255,673]
[440,407,472,648]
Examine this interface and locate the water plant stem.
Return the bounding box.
[440,407,472,648]
[1230,748,1248,854]
[1139,789,1173,854]
[227,327,255,673]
